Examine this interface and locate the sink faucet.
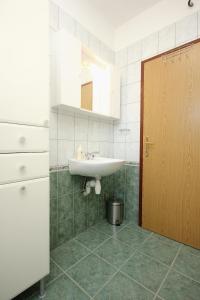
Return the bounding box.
[85,151,99,160]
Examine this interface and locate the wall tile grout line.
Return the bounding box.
[152,244,183,300]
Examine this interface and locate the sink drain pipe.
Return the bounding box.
[83,178,101,196]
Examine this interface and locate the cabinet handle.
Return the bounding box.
[19,136,26,144]
[19,165,26,172]
[20,186,26,192]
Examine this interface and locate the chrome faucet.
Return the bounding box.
[85,151,99,160]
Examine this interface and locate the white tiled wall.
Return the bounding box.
[114,11,200,163]
[49,1,114,167]
[50,110,114,166]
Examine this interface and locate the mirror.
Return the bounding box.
[81,48,111,116]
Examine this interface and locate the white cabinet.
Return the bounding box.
[51,29,81,109]
[0,178,49,300]
[0,0,49,126]
[50,29,120,120]
[0,1,50,299]
[92,65,120,118]
[110,66,121,119]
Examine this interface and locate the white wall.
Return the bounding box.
[115,0,200,50]
[51,0,115,49]
[114,10,200,162]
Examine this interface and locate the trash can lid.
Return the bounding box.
[108,200,124,206]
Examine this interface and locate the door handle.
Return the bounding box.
[144,137,154,157]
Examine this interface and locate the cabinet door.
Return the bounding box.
[54,30,81,109]
[51,29,82,109]
[110,67,120,119]
[0,178,49,300]
[0,153,49,184]
[0,123,49,153]
[0,0,49,126]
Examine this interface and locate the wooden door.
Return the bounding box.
[81,81,93,111]
[141,40,200,249]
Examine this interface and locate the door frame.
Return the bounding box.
[139,37,200,226]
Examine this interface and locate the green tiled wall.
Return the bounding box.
[50,164,139,250]
[114,164,139,223]
[50,168,114,250]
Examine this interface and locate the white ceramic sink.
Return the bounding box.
[69,157,125,178]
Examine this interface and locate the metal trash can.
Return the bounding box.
[107,200,124,225]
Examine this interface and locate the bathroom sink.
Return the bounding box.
[69,157,125,178]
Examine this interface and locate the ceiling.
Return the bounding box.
[88,0,163,28]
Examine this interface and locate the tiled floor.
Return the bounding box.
[18,220,200,300]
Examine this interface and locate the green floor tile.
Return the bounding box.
[173,249,200,282]
[181,244,200,257]
[67,253,116,297]
[116,226,150,247]
[45,259,63,285]
[139,237,180,266]
[30,274,90,300]
[159,270,200,300]
[91,219,128,237]
[94,272,154,300]
[152,233,181,248]
[126,223,150,234]
[75,228,109,250]
[121,252,169,292]
[94,238,134,267]
[51,239,90,271]
[14,215,200,300]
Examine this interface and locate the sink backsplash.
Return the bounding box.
[50,163,139,250]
